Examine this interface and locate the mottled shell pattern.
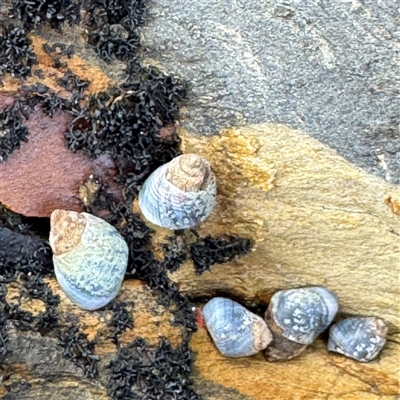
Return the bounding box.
[49,210,129,310]
[268,287,339,345]
[138,154,216,229]
[202,297,273,358]
[328,317,388,362]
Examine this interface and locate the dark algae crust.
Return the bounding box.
[107,338,201,400]
[0,1,254,398]
[58,326,100,379]
[190,234,254,275]
[0,105,30,162]
[0,24,37,84]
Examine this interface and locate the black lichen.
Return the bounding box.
[57,70,89,98]
[107,338,201,400]
[84,0,146,32]
[43,42,76,69]
[0,105,30,162]
[0,307,8,369]
[11,0,81,32]
[87,22,140,63]
[58,326,99,378]
[65,65,185,196]
[161,235,188,274]
[107,301,134,346]
[21,275,60,335]
[43,42,75,59]
[84,0,146,63]
[190,235,254,274]
[0,25,38,84]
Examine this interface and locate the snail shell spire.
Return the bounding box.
[49,210,129,310]
[202,297,273,358]
[328,317,388,362]
[138,154,216,229]
[268,286,339,345]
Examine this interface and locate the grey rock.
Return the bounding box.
[141,0,400,183]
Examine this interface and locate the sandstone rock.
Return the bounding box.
[2,277,398,400]
[166,125,400,330]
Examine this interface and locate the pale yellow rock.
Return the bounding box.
[168,123,399,400]
[169,124,400,329]
[192,326,400,400]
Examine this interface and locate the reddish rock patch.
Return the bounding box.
[0,95,122,217]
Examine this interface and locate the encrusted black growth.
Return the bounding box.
[0,303,7,370]
[0,24,38,84]
[0,105,30,162]
[107,337,201,400]
[0,107,29,162]
[57,70,89,98]
[43,42,75,59]
[84,0,146,62]
[0,206,58,362]
[58,326,99,378]
[190,235,254,274]
[161,235,188,273]
[107,301,134,346]
[65,65,185,196]
[22,275,60,335]
[11,0,81,32]
[43,42,76,69]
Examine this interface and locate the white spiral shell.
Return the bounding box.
[202,297,273,358]
[138,154,216,229]
[328,317,388,362]
[49,210,129,310]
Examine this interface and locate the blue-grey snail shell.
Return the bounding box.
[49,210,129,310]
[328,317,388,362]
[138,154,217,229]
[266,286,339,345]
[202,297,273,358]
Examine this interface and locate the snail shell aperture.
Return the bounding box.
[49,210,129,310]
[138,154,217,229]
[202,297,273,358]
[266,286,339,345]
[328,317,388,362]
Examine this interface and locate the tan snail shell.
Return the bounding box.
[202,297,273,358]
[328,317,388,362]
[49,210,129,310]
[265,286,339,361]
[138,154,217,229]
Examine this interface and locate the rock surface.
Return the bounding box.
[0,96,122,217]
[1,279,399,400]
[141,0,400,184]
[1,2,399,399]
[167,125,400,328]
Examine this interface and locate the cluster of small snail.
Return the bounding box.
[49,154,217,310]
[201,290,388,363]
[48,153,388,363]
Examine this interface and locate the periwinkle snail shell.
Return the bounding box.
[202,297,273,358]
[49,210,129,310]
[328,317,388,362]
[138,154,216,230]
[268,286,339,345]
